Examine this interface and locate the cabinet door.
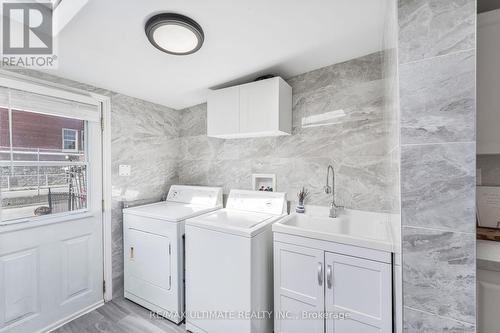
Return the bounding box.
[207,86,239,137]
[478,268,500,333]
[239,78,279,135]
[274,242,325,333]
[325,252,392,333]
[124,228,172,308]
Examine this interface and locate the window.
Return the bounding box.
[62,128,78,151]
[1,109,88,221]
[0,84,100,223]
[0,80,101,224]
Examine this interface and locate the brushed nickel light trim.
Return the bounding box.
[145,13,204,55]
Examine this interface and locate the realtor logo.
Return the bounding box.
[2,2,53,54]
[1,1,56,67]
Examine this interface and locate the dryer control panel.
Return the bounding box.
[166,185,223,207]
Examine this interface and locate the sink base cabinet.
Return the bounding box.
[274,238,393,333]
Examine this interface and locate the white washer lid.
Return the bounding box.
[193,210,273,228]
[123,201,221,222]
[186,209,285,237]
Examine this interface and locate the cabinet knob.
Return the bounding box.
[130,246,134,259]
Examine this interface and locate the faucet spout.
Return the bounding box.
[325,164,343,218]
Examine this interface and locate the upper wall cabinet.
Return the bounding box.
[207,77,292,139]
[478,10,500,154]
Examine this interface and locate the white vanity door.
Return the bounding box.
[324,252,392,333]
[274,242,325,333]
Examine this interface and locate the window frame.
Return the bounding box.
[62,127,78,152]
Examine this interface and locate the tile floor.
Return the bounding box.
[53,298,187,333]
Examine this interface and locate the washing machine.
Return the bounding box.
[123,185,222,324]
[185,189,287,333]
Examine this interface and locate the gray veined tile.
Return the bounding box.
[400,50,475,144]
[206,159,253,194]
[401,143,475,233]
[111,94,179,138]
[336,155,397,212]
[236,136,278,160]
[112,275,125,299]
[288,51,383,95]
[291,78,385,132]
[178,103,207,137]
[402,227,475,324]
[177,159,211,186]
[178,135,223,161]
[398,0,476,64]
[403,307,475,333]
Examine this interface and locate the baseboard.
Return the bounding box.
[44,300,105,333]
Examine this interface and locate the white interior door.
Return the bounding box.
[324,252,392,333]
[0,85,103,333]
[274,242,325,333]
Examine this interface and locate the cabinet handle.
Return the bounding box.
[327,265,333,289]
[130,246,134,259]
[317,262,323,286]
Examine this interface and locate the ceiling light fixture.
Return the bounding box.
[145,13,204,55]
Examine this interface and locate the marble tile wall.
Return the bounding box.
[398,0,477,331]
[5,68,180,298]
[178,52,400,213]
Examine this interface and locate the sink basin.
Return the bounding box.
[273,211,393,252]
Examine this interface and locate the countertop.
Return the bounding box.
[274,205,400,255]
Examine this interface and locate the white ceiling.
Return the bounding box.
[50,0,388,110]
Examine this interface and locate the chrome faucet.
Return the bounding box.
[324,165,343,218]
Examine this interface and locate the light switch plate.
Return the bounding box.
[119,164,131,177]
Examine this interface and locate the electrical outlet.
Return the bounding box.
[119,164,131,177]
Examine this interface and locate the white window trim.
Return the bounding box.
[62,127,78,152]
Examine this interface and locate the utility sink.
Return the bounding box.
[273,210,394,252]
